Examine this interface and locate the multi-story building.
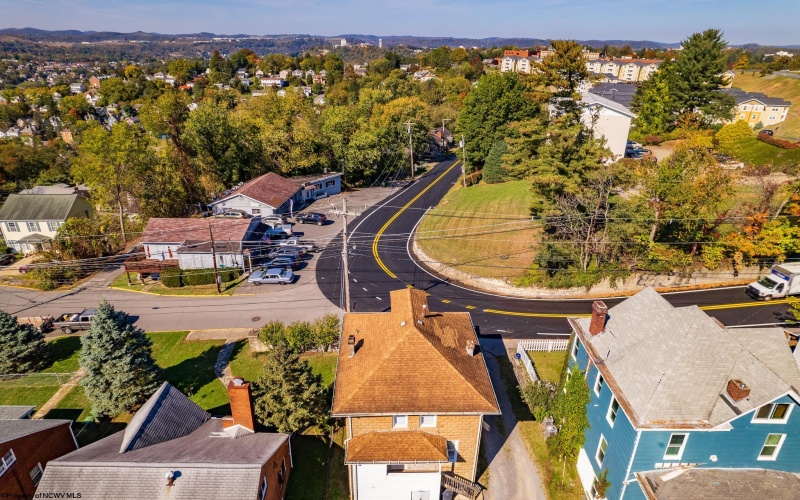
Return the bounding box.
[568,287,800,500]
[332,289,501,500]
[0,194,93,255]
[718,89,791,128]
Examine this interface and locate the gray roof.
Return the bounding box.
[0,418,72,444]
[119,382,211,453]
[636,468,800,500]
[0,194,90,222]
[570,287,800,428]
[718,89,791,107]
[582,92,636,118]
[0,405,34,419]
[588,82,637,110]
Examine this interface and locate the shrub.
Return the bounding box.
[286,321,314,352]
[259,321,287,348]
[219,268,243,283]
[160,267,183,288]
[521,380,556,422]
[757,134,800,150]
[182,268,216,286]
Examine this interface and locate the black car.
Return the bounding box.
[295,212,327,225]
[0,254,14,266]
[759,129,774,136]
[262,256,300,270]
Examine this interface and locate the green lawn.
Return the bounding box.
[286,435,329,500]
[41,336,82,373]
[0,385,59,410]
[731,71,800,139]
[110,273,246,295]
[528,351,567,384]
[227,341,266,381]
[417,180,539,280]
[730,137,800,171]
[303,352,338,388]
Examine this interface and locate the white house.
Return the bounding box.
[0,194,93,254]
[580,93,636,160]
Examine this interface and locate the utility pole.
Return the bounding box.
[460,133,467,187]
[441,118,452,150]
[404,121,415,180]
[337,198,361,312]
[208,220,221,294]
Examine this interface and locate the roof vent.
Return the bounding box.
[166,471,175,486]
[417,319,424,325]
[347,335,356,358]
[466,340,475,356]
[400,321,406,326]
[727,379,750,402]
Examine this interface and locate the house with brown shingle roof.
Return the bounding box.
[208,171,342,217]
[332,289,500,500]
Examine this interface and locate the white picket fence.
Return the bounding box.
[516,339,570,383]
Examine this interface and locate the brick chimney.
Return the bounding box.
[727,379,750,401]
[589,301,608,336]
[224,377,255,432]
[347,335,356,357]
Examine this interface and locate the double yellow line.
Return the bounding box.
[372,162,460,279]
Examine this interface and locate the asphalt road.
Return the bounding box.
[316,157,792,338]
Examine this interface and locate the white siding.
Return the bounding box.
[143,243,180,261]
[582,106,633,160]
[211,194,278,216]
[355,464,441,500]
[577,447,596,496]
[2,220,61,255]
[177,252,245,270]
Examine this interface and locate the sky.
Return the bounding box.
[2,0,799,46]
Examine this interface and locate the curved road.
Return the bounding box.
[317,158,792,339]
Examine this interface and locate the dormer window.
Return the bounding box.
[752,403,792,423]
[392,415,408,428]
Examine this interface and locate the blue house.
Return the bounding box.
[567,287,800,500]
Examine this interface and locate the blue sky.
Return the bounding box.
[2,0,798,46]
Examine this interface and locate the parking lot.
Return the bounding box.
[233,184,407,295]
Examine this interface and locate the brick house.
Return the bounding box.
[0,406,78,499]
[36,380,291,500]
[332,289,500,500]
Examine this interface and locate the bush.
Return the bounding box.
[161,267,182,288]
[259,321,287,348]
[219,268,243,283]
[521,380,556,422]
[757,134,800,150]
[182,268,216,286]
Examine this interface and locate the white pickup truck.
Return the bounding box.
[746,263,800,300]
[278,237,320,252]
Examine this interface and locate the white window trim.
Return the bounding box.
[606,397,619,427]
[419,415,437,428]
[6,222,19,232]
[260,476,268,500]
[758,433,786,461]
[571,336,580,360]
[47,221,60,231]
[392,415,408,429]
[595,435,607,467]
[0,448,16,477]
[751,403,793,424]
[27,222,40,232]
[29,462,43,486]
[664,433,688,460]
[594,372,604,397]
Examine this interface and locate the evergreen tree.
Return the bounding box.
[80,302,161,418]
[673,29,735,124]
[631,60,678,137]
[0,310,49,373]
[252,343,327,433]
[482,140,508,184]
[536,39,590,95]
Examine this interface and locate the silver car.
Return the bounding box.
[248,268,294,285]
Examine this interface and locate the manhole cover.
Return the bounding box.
[251,316,261,322]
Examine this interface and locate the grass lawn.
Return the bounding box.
[0,385,59,409]
[41,336,82,373]
[302,352,338,388]
[286,435,329,500]
[528,350,567,384]
[730,137,800,171]
[110,273,246,296]
[417,180,539,280]
[731,71,800,139]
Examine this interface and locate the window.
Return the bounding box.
[664,433,688,460]
[47,222,59,231]
[278,459,286,484]
[594,373,604,396]
[759,433,786,460]
[387,464,406,473]
[419,415,436,428]
[740,114,745,119]
[447,440,459,462]
[773,107,780,112]
[595,435,607,466]
[571,337,580,360]
[26,222,40,232]
[607,397,620,427]
[0,449,15,477]
[753,403,792,423]
[752,114,757,120]
[325,179,336,188]
[392,415,408,428]
[29,463,43,486]
[260,476,268,500]
[252,208,261,216]
[5,222,18,232]
[769,115,776,120]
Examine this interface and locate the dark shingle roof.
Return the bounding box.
[0,405,34,419]
[0,194,90,221]
[0,418,72,444]
[119,382,211,453]
[719,89,792,107]
[142,218,256,245]
[588,82,637,110]
[636,468,800,500]
[209,172,301,209]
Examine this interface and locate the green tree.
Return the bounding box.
[285,321,314,352]
[482,140,508,184]
[79,302,161,418]
[258,320,286,348]
[252,343,328,433]
[714,120,752,155]
[456,72,539,166]
[312,314,340,351]
[72,122,154,242]
[0,310,49,373]
[536,40,590,95]
[167,59,193,85]
[673,29,735,124]
[631,60,677,137]
[549,365,590,461]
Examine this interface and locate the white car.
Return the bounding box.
[248,268,295,285]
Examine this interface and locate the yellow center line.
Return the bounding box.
[372,161,461,279]
[442,299,451,304]
[484,299,789,318]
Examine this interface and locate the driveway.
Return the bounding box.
[481,337,547,500]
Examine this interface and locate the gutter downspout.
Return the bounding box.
[620,429,642,499]
[471,415,483,481]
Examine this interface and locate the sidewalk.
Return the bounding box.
[33,369,86,419]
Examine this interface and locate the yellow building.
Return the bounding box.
[719,89,791,128]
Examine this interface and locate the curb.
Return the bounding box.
[107,285,256,298]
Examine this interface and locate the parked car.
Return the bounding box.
[295,212,327,225]
[261,256,300,270]
[214,210,251,219]
[278,237,320,252]
[262,214,288,225]
[248,268,294,285]
[759,129,774,136]
[268,246,305,259]
[0,254,14,266]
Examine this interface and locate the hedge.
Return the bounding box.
[182,268,216,286]
[161,267,182,288]
[219,268,243,283]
